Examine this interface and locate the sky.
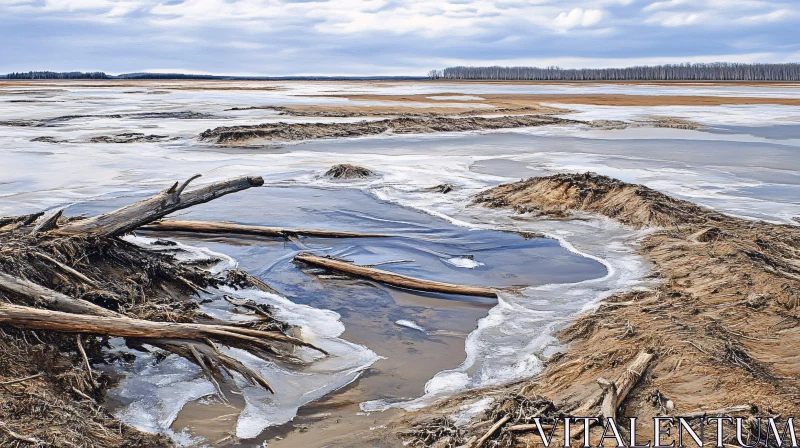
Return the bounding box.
[0,0,799,76]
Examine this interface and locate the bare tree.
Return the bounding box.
[427,69,443,80]
[434,63,800,81]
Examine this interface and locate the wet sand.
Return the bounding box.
[171,286,492,447]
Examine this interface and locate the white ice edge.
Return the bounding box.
[109,236,380,442]
[360,189,656,413]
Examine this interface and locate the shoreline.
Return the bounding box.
[380,172,800,447]
[4,79,800,87]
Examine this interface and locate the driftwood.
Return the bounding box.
[597,377,618,422]
[571,351,654,439]
[0,271,115,317]
[572,351,654,416]
[0,373,42,387]
[677,405,751,418]
[56,175,264,237]
[30,209,63,235]
[0,271,319,393]
[294,253,498,298]
[507,423,553,432]
[139,219,388,239]
[475,415,511,447]
[33,252,99,288]
[0,422,40,445]
[0,301,323,353]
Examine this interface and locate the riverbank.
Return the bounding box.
[381,172,800,447]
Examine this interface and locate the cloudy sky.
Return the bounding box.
[1,0,798,76]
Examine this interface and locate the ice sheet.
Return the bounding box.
[2,82,798,443]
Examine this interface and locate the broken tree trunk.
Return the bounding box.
[571,351,654,439]
[55,175,264,237]
[139,219,389,239]
[294,253,498,298]
[0,271,116,317]
[597,377,618,422]
[30,209,63,235]
[572,351,654,416]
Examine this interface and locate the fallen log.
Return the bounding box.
[56,175,264,237]
[294,253,498,298]
[597,377,618,422]
[0,301,324,354]
[139,219,389,239]
[0,271,116,317]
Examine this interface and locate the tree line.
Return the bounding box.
[430,63,800,81]
[6,71,109,80]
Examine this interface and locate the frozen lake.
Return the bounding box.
[1,81,798,445]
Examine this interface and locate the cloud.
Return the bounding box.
[646,11,703,26]
[0,0,798,75]
[554,8,605,30]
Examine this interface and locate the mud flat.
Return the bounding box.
[379,172,800,447]
[329,92,800,108]
[198,115,579,145]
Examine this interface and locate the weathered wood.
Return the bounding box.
[678,405,751,418]
[0,272,321,392]
[0,212,43,231]
[55,175,264,237]
[572,351,654,416]
[139,219,389,239]
[475,415,511,447]
[613,352,653,409]
[0,421,40,445]
[294,253,498,298]
[0,373,42,386]
[33,252,99,288]
[153,338,274,393]
[0,271,116,317]
[507,423,553,432]
[571,351,654,440]
[597,377,618,422]
[30,209,63,234]
[0,301,322,353]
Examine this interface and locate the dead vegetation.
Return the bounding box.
[324,164,374,179]
[226,104,568,118]
[0,174,327,446]
[87,133,177,144]
[394,172,800,447]
[198,115,578,145]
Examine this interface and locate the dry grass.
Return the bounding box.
[391,173,800,447]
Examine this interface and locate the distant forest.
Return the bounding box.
[429,63,800,81]
[6,71,109,79]
[3,71,425,81]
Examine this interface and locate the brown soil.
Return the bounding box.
[265,104,569,117]
[198,115,578,145]
[381,172,800,447]
[328,92,800,108]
